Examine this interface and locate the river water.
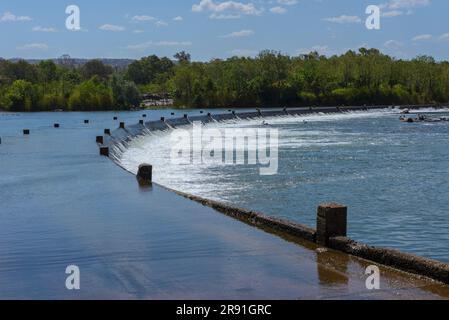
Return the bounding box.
[118,108,449,263]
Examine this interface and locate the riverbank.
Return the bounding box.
[2,111,449,299]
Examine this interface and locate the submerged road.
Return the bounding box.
[1,110,449,299]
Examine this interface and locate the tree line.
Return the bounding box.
[1,48,449,112]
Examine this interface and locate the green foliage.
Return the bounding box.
[0,59,141,111]
[81,60,113,81]
[126,55,174,85]
[68,79,113,111]
[2,49,449,111]
[5,80,37,111]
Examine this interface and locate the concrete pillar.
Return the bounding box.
[137,164,152,185]
[317,203,347,246]
[119,122,125,129]
[23,129,30,135]
[96,136,104,144]
[100,146,109,157]
[104,128,111,135]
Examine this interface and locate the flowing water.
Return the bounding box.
[118,108,449,262]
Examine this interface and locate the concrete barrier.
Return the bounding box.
[317,203,347,246]
[137,164,152,185]
[100,146,109,157]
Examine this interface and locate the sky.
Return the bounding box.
[0,0,448,61]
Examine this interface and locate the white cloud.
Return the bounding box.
[192,0,263,19]
[155,20,168,27]
[173,16,184,21]
[17,43,48,50]
[323,15,361,24]
[382,10,403,17]
[270,7,287,14]
[380,0,431,16]
[386,0,431,10]
[131,15,156,22]
[0,11,32,22]
[132,30,144,34]
[412,34,432,41]
[439,33,449,41]
[99,24,125,32]
[32,26,57,32]
[277,0,298,5]
[384,40,404,49]
[221,29,254,38]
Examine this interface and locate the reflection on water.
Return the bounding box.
[118,109,449,263]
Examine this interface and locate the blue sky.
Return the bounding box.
[0,0,448,61]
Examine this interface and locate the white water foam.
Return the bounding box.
[116,109,402,200]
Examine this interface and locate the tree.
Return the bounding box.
[174,51,191,64]
[80,60,113,81]
[126,55,174,85]
[5,80,37,111]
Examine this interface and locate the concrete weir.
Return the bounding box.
[100,105,449,286]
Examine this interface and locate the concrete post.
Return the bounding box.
[23,129,30,135]
[317,203,347,246]
[104,128,111,135]
[96,136,104,144]
[137,164,152,185]
[119,122,125,129]
[100,147,109,157]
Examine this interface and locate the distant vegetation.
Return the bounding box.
[1,48,449,111]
